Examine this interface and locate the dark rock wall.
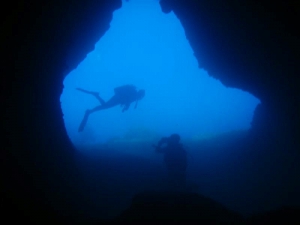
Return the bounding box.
[2,0,299,222]
[2,0,122,222]
[160,0,299,140]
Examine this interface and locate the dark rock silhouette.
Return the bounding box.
[247,207,300,225]
[159,0,300,145]
[115,191,245,224]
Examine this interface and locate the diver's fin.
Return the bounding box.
[78,112,89,132]
[76,88,98,95]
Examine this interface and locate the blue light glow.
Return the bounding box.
[60,0,260,147]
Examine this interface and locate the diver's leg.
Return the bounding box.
[78,96,121,132]
[76,88,106,105]
[78,110,91,132]
[92,94,105,105]
[78,105,107,132]
[87,97,119,113]
[100,95,120,109]
[90,92,106,105]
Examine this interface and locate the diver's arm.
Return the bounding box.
[152,143,166,153]
[122,103,131,112]
[153,137,168,153]
[156,146,166,153]
[152,145,165,153]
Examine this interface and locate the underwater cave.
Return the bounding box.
[61,0,260,150]
[3,0,300,223]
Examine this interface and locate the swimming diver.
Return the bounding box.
[77,85,145,132]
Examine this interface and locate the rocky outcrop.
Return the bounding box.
[159,0,299,142]
[247,206,300,225]
[116,191,245,223]
[2,1,122,223]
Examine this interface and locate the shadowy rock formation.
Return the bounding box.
[247,206,300,225]
[2,0,122,223]
[115,191,245,224]
[159,0,299,143]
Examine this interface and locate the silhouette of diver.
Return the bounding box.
[77,85,145,132]
[153,134,187,191]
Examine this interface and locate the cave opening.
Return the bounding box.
[60,0,260,153]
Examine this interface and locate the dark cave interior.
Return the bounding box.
[2,0,300,223]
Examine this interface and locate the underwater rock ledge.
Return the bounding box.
[114,191,245,224]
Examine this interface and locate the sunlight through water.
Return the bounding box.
[60,0,260,147]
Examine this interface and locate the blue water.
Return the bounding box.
[60,0,260,149]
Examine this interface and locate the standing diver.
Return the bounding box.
[153,134,188,191]
[77,84,145,132]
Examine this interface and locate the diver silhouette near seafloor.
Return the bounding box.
[77,85,145,132]
[153,134,188,191]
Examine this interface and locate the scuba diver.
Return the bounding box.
[77,85,145,132]
[153,134,187,191]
